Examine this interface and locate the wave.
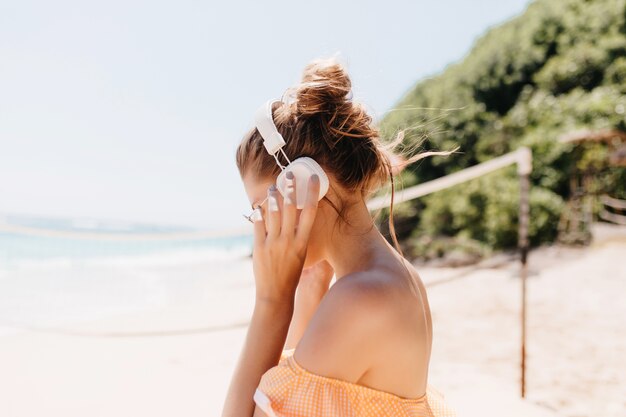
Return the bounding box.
[0,213,254,266]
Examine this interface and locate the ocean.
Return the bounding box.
[0,214,255,336]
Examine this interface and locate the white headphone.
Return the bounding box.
[253,99,330,209]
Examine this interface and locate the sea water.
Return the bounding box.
[0,214,254,336]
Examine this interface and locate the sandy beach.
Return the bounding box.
[0,227,624,417]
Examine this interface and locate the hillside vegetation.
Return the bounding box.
[379,0,626,260]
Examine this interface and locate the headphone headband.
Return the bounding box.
[254,99,286,155]
[252,97,331,207]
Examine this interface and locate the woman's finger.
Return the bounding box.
[266,184,281,238]
[281,171,297,238]
[295,174,320,243]
[252,206,266,248]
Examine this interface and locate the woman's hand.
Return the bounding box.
[252,171,321,305]
[298,259,334,300]
[284,259,334,349]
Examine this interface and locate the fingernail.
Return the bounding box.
[268,195,279,212]
[285,189,294,205]
[311,174,319,183]
[286,171,294,180]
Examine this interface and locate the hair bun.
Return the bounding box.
[295,56,352,117]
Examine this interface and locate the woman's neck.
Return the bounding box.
[322,199,398,280]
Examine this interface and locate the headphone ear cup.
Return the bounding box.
[276,157,329,209]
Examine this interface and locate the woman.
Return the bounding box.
[222,56,458,417]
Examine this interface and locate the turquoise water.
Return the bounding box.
[0,232,253,263]
[0,214,253,264]
[0,215,255,335]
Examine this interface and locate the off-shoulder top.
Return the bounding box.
[253,348,458,417]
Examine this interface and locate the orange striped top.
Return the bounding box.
[253,348,458,417]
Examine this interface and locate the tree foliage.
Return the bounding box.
[378,0,626,258]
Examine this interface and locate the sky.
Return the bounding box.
[0,0,533,231]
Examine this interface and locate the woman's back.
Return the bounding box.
[352,257,433,399]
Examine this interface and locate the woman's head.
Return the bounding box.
[236,55,454,266]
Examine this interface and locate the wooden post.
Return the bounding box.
[517,147,532,398]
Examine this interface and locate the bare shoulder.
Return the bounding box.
[293,269,406,382]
